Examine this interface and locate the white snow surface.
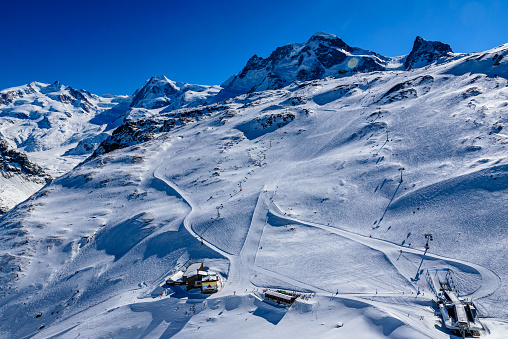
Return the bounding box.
[0,173,45,214]
[1,51,508,338]
[0,81,130,175]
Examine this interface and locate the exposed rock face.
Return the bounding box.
[0,83,35,105]
[404,36,453,70]
[93,104,228,156]
[221,32,389,96]
[0,138,52,213]
[0,139,52,183]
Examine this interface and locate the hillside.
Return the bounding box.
[0,138,52,213]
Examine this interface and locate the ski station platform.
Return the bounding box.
[444,289,469,326]
[426,269,484,338]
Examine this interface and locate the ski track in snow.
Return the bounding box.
[265,204,502,300]
[152,167,231,260]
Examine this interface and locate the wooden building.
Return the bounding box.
[264,290,297,305]
[165,270,184,285]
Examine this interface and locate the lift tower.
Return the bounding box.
[424,234,433,250]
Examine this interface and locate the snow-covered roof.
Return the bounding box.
[183,262,203,277]
[202,275,218,282]
[168,270,183,281]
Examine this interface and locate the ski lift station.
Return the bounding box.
[264,289,298,306]
[426,269,484,338]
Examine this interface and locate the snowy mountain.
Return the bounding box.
[130,75,221,110]
[1,34,508,338]
[0,76,220,176]
[0,81,133,211]
[220,32,392,97]
[218,33,487,100]
[0,81,130,173]
[0,76,221,211]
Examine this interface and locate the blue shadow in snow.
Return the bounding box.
[130,298,199,339]
[375,182,401,228]
[251,298,287,325]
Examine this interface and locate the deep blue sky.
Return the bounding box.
[2,0,507,95]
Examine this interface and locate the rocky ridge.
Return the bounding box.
[0,138,52,213]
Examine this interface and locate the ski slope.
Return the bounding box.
[1,52,508,338]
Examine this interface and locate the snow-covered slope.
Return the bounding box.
[0,81,132,212]
[1,43,508,338]
[0,76,221,213]
[447,42,508,79]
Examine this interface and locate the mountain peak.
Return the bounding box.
[130,75,220,110]
[40,80,64,94]
[143,75,179,91]
[130,75,179,109]
[221,32,386,96]
[148,74,171,83]
[414,36,425,45]
[309,32,339,40]
[405,36,453,70]
[308,32,349,50]
[412,36,452,53]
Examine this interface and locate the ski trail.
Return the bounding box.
[152,164,272,295]
[267,203,501,300]
[152,168,232,259]
[226,189,272,291]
